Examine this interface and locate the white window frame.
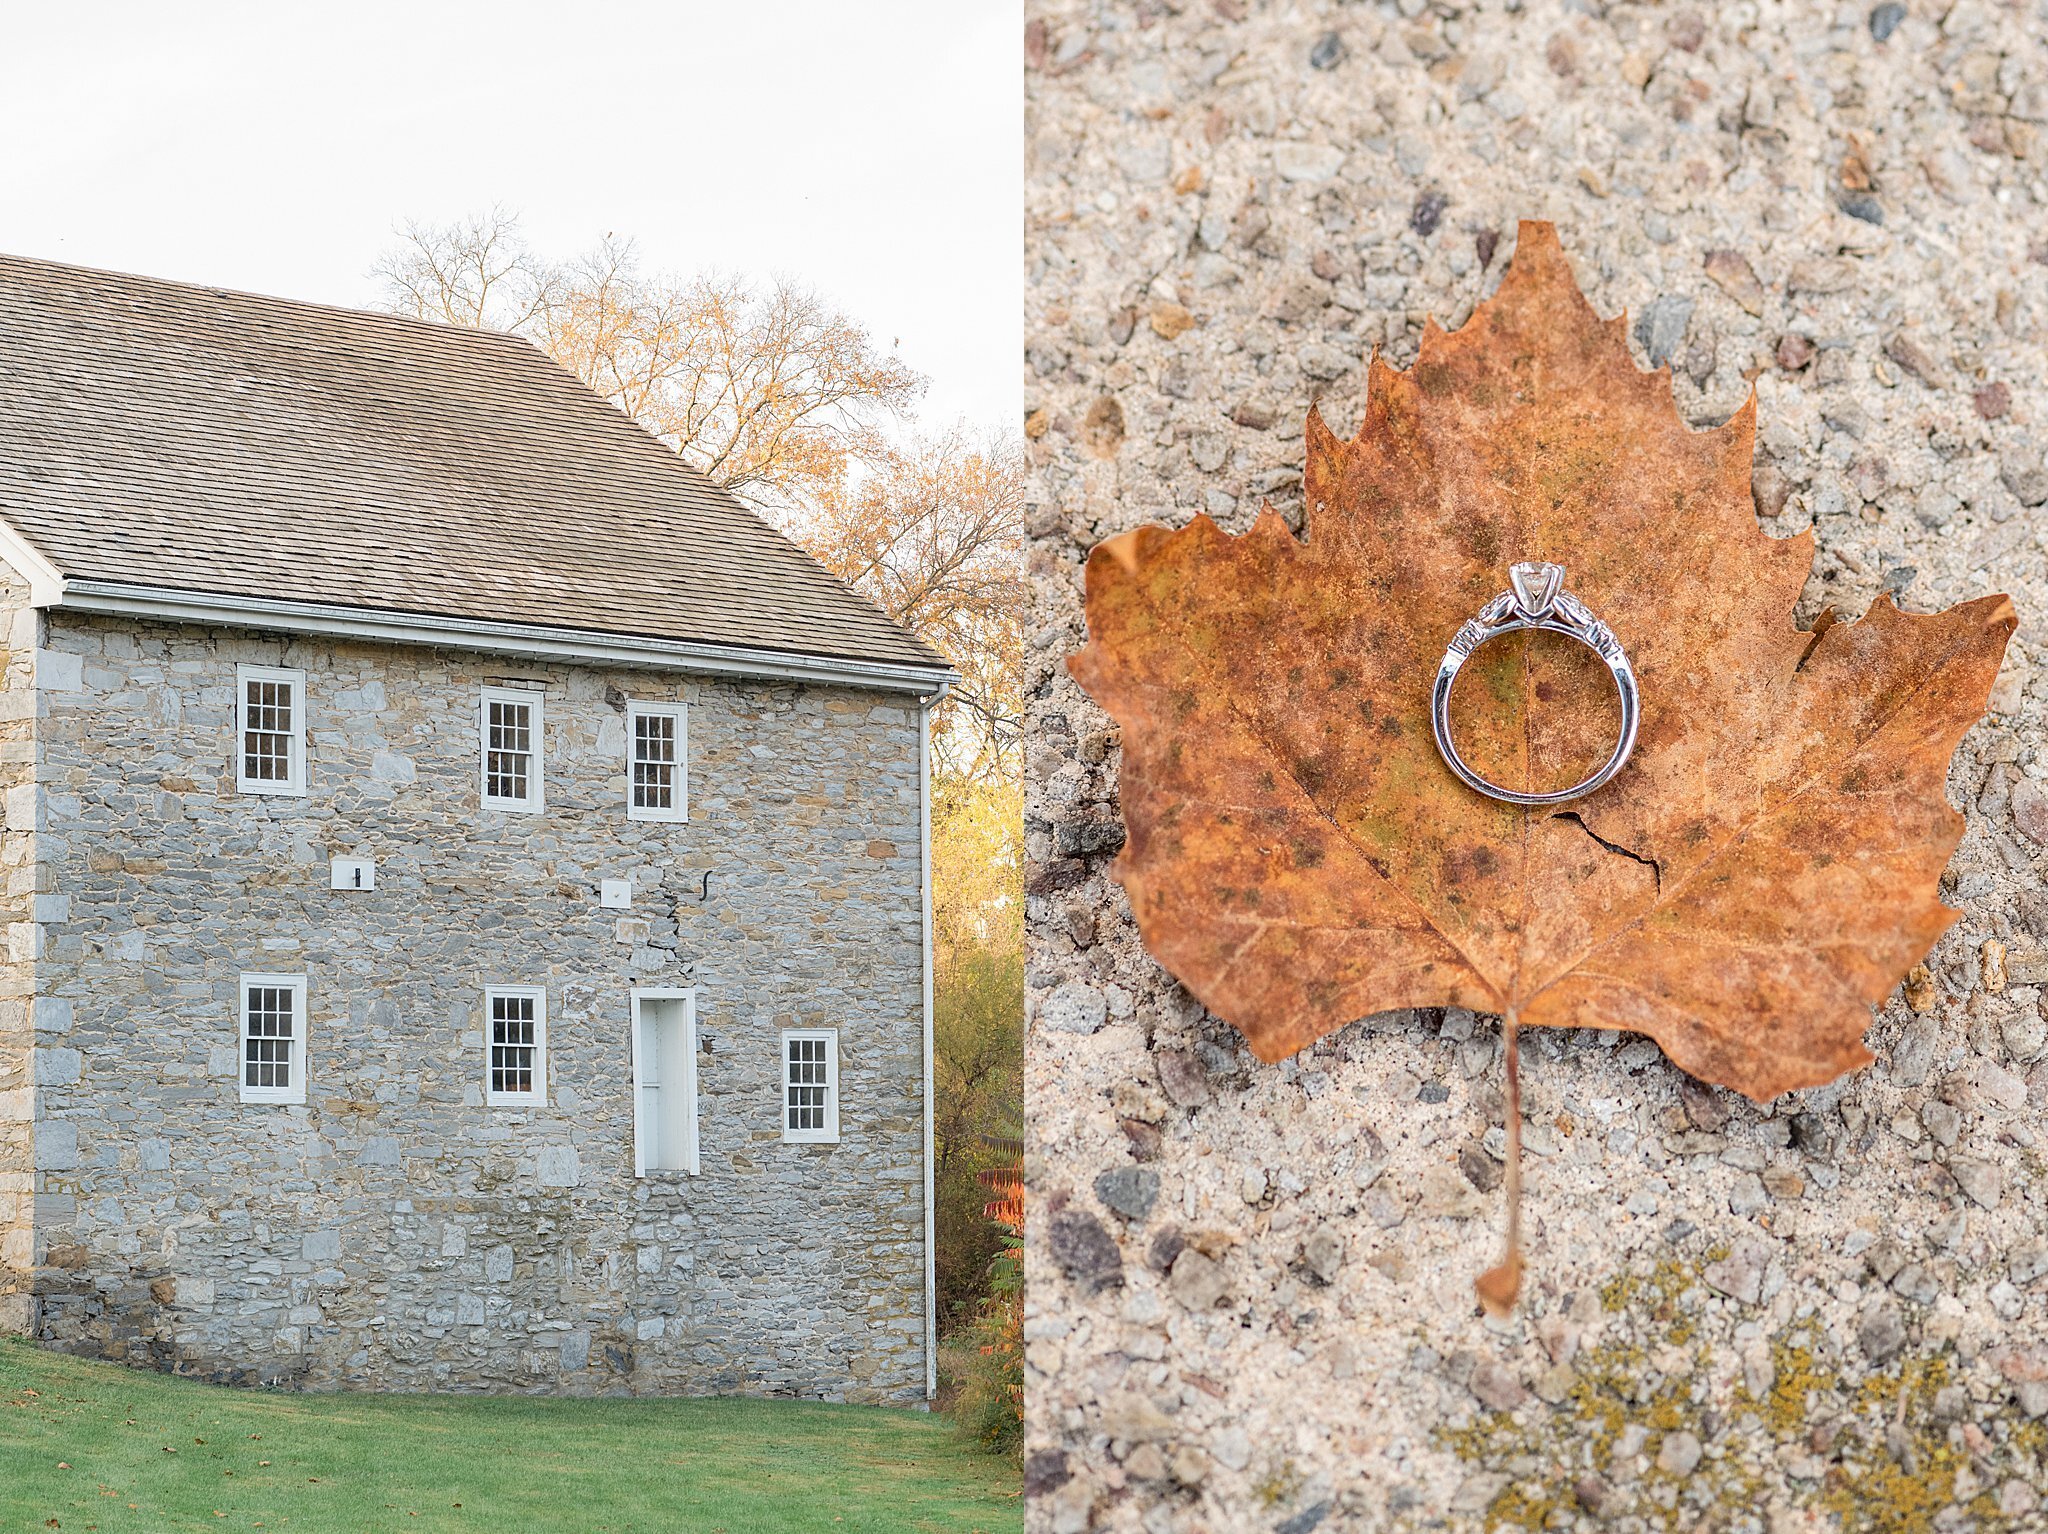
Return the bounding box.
[630,987,700,1176]
[781,1028,840,1145]
[484,985,548,1107]
[235,664,308,797]
[238,972,308,1105]
[479,685,545,813]
[625,700,689,823]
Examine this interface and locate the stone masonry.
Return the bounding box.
[0,563,34,1336]
[0,580,931,1400]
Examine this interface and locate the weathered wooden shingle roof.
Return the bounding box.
[0,252,945,673]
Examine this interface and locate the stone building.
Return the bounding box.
[0,254,952,1400]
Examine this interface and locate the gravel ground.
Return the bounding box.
[1022,2,2048,1530]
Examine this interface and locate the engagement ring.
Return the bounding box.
[1430,561,1640,806]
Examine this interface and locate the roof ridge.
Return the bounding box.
[0,248,530,350]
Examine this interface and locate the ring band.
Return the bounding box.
[1431,561,1640,807]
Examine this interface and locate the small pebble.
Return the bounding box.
[1302,1226,1345,1285]
[1168,1248,1231,1310]
[1024,1451,1071,1499]
[1869,2,1906,41]
[1983,937,2009,993]
[1468,1361,1528,1411]
[1952,1157,2005,1209]
[1634,295,1694,368]
[1094,1166,1161,1222]
[1657,1431,1703,1477]
[1411,189,1448,238]
[1275,1504,1331,1534]
[1705,1246,1764,1304]
[1858,1301,1907,1362]
[1050,1209,1124,1294]
[1154,1049,1211,1107]
[1776,333,1816,370]
[1209,1425,1251,1472]
[1459,1143,1503,1193]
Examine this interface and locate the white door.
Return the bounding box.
[631,989,698,1175]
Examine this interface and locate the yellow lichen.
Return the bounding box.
[1253,1459,1303,1509]
[1440,1256,2033,1533]
[1752,1328,1835,1440]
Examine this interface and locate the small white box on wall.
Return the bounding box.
[331,858,376,892]
[600,878,632,909]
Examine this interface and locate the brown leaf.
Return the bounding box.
[1068,221,2013,1102]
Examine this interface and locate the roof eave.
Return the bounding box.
[0,516,67,606]
[51,579,958,697]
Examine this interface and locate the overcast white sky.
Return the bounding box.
[1,1,1020,434]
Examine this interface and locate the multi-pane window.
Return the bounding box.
[239,973,307,1105]
[626,701,687,822]
[236,664,307,795]
[781,1029,840,1144]
[479,686,544,812]
[485,986,547,1106]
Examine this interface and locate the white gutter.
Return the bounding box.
[51,579,956,696]
[920,693,938,1403]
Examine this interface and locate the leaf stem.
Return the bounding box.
[1475,1006,1524,1317]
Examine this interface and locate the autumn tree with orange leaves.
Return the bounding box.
[376,211,1020,777]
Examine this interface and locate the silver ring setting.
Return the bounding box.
[1431,561,1640,807]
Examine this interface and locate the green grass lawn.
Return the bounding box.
[0,1340,1021,1534]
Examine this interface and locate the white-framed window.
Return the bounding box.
[626,701,688,822]
[630,987,699,1176]
[479,686,544,813]
[485,986,547,1106]
[236,664,307,796]
[239,972,307,1105]
[781,1029,839,1144]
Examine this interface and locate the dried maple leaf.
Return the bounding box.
[1069,222,2013,1107]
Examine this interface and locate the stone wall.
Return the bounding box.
[0,564,35,1333]
[19,607,929,1400]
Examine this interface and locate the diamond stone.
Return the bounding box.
[1508,560,1566,618]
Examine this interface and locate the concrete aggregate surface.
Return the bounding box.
[1024,1,2048,1529]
